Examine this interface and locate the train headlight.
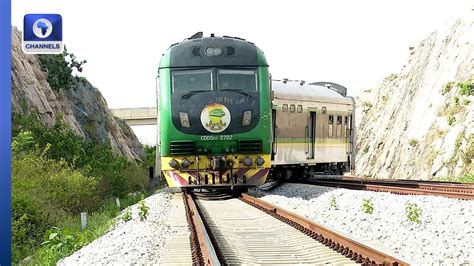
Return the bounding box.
[181,158,191,168]
[243,156,253,167]
[205,47,223,56]
[169,158,179,169]
[256,156,265,166]
[179,112,190,128]
[242,110,252,126]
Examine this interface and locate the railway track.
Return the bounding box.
[302,177,474,200]
[181,192,408,265]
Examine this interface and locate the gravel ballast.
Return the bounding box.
[59,191,180,265]
[251,183,474,265]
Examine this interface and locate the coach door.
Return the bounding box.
[307,111,316,159]
[271,108,277,160]
[345,114,353,154]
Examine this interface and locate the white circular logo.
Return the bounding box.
[32,18,53,39]
[200,103,231,133]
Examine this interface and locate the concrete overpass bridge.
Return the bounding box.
[111,107,157,126]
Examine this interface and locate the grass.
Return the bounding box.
[457,174,474,183]
[24,193,148,265]
[435,173,474,183]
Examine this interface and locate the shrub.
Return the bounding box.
[434,173,474,183]
[11,114,148,263]
[362,101,373,108]
[11,151,97,263]
[457,80,473,96]
[11,197,51,262]
[362,198,374,214]
[139,195,149,221]
[362,146,369,154]
[384,74,398,82]
[143,144,157,168]
[409,139,419,147]
[38,47,87,91]
[122,209,132,222]
[458,173,474,183]
[447,114,456,126]
[454,96,460,107]
[12,114,148,198]
[454,132,464,150]
[461,137,474,164]
[405,203,422,224]
[442,81,454,95]
[41,227,82,254]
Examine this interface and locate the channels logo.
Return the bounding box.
[23,14,63,54]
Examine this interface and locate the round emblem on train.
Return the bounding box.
[200,103,231,133]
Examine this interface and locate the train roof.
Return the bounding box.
[272,80,353,105]
[159,32,268,69]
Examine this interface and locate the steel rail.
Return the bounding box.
[241,193,409,265]
[303,179,474,200]
[182,192,221,265]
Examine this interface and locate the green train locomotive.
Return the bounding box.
[156,33,272,190]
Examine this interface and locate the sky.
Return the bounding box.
[12,0,472,145]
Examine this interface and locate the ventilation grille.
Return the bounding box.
[238,140,262,153]
[170,141,196,155]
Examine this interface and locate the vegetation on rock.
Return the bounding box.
[457,80,473,96]
[38,47,87,91]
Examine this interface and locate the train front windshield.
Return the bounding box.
[171,68,258,93]
[217,69,257,92]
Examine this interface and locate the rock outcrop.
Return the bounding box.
[11,27,144,160]
[355,18,473,179]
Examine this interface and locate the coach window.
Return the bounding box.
[297,105,303,113]
[172,69,213,93]
[337,116,342,138]
[290,104,296,113]
[328,115,334,138]
[344,116,348,137]
[282,104,288,112]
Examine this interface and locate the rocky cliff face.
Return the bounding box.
[11,27,144,160]
[355,18,473,179]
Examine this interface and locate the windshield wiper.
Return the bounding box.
[181,90,209,99]
[220,89,253,97]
